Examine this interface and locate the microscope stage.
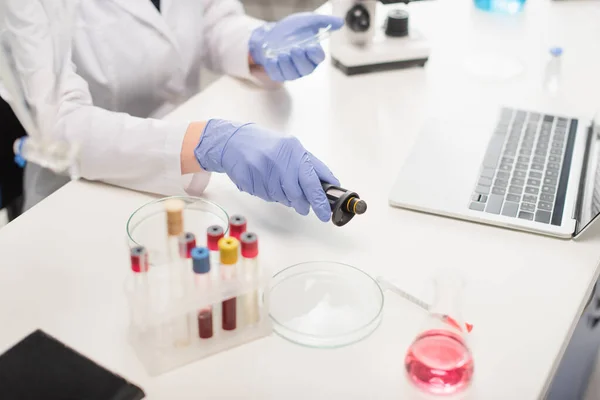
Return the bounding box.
[331,28,430,75]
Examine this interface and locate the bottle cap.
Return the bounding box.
[241,232,259,258]
[207,225,225,251]
[550,46,563,57]
[130,246,149,273]
[165,199,184,236]
[191,247,211,274]
[219,237,239,265]
[229,215,247,239]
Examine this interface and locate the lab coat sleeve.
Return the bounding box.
[200,0,264,81]
[0,1,210,198]
[57,76,211,197]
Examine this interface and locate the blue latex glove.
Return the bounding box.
[195,119,339,222]
[249,13,344,82]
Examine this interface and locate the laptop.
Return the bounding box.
[389,107,599,238]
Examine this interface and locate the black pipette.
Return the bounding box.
[321,183,367,227]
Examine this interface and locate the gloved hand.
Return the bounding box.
[194,119,339,222]
[249,13,344,82]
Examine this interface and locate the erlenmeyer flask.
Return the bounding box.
[404,272,474,396]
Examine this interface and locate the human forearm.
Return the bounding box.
[181,121,207,175]
[56,101,194,196]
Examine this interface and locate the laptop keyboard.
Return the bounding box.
[469,108,575,225]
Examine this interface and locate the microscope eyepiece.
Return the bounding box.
[346,4,371,33]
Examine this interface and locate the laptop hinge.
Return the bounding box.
[573,123,595,231]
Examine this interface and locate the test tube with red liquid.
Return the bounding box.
[404,272,474,396]
[219,237,239,331]
[191,247,213,339]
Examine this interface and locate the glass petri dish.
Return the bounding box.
[463,52,524,82]
[126,196,229,265]
[263,24,333,60]
[269,261,384,348]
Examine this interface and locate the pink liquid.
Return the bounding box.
[405,329,474,395]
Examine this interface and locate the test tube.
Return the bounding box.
[130,246,149,329]
[240,232,260,326]
[229,215,247,240]
[207,225,224,275]
[178,232,196,297]
[179,232,196,259]
[164,199,190,347]
[219,237,239,331]
[130,246,149,298]
[130,246,149,278]
[191,247,213,339]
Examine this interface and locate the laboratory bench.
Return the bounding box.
[2,0,600,398]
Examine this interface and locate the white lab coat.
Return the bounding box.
[1,0,264,210]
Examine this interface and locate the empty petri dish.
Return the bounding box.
[262,24,333,60]
[463,52,524,81]
[269,261,384,348]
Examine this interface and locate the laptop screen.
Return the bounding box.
[575,124,600,236]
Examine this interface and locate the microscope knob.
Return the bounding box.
[385,9,409,37]
[346,4,371,33]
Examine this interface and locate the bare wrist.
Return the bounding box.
[181,121,207,175]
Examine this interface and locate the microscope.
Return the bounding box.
[330,0,431,75]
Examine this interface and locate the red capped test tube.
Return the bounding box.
[178,232,196,259]
[130,246,149,274]
[207,225,224,251]
[130,246,150,329]
[241,232,258,259]
[178,232,196,295]
[207,225,224,275]
[228,215,247,240]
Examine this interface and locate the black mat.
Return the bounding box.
[0,330,145,400]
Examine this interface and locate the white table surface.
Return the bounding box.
[3,0,600,398]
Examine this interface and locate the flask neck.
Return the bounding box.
[429,274,464,322]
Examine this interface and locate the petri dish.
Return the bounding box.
[269,261,384,348]
[126,196,229,265]
[463,52,524,82]
[262,24,333,60]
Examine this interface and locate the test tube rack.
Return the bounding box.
[125,263,272,376]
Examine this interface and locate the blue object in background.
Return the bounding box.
[474,0,526,14]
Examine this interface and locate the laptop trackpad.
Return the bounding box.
[389,116,495,216]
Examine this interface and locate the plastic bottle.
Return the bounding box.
[473,0,526,14]
[543,47,563,96]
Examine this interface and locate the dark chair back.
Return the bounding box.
[0,98,25,220]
